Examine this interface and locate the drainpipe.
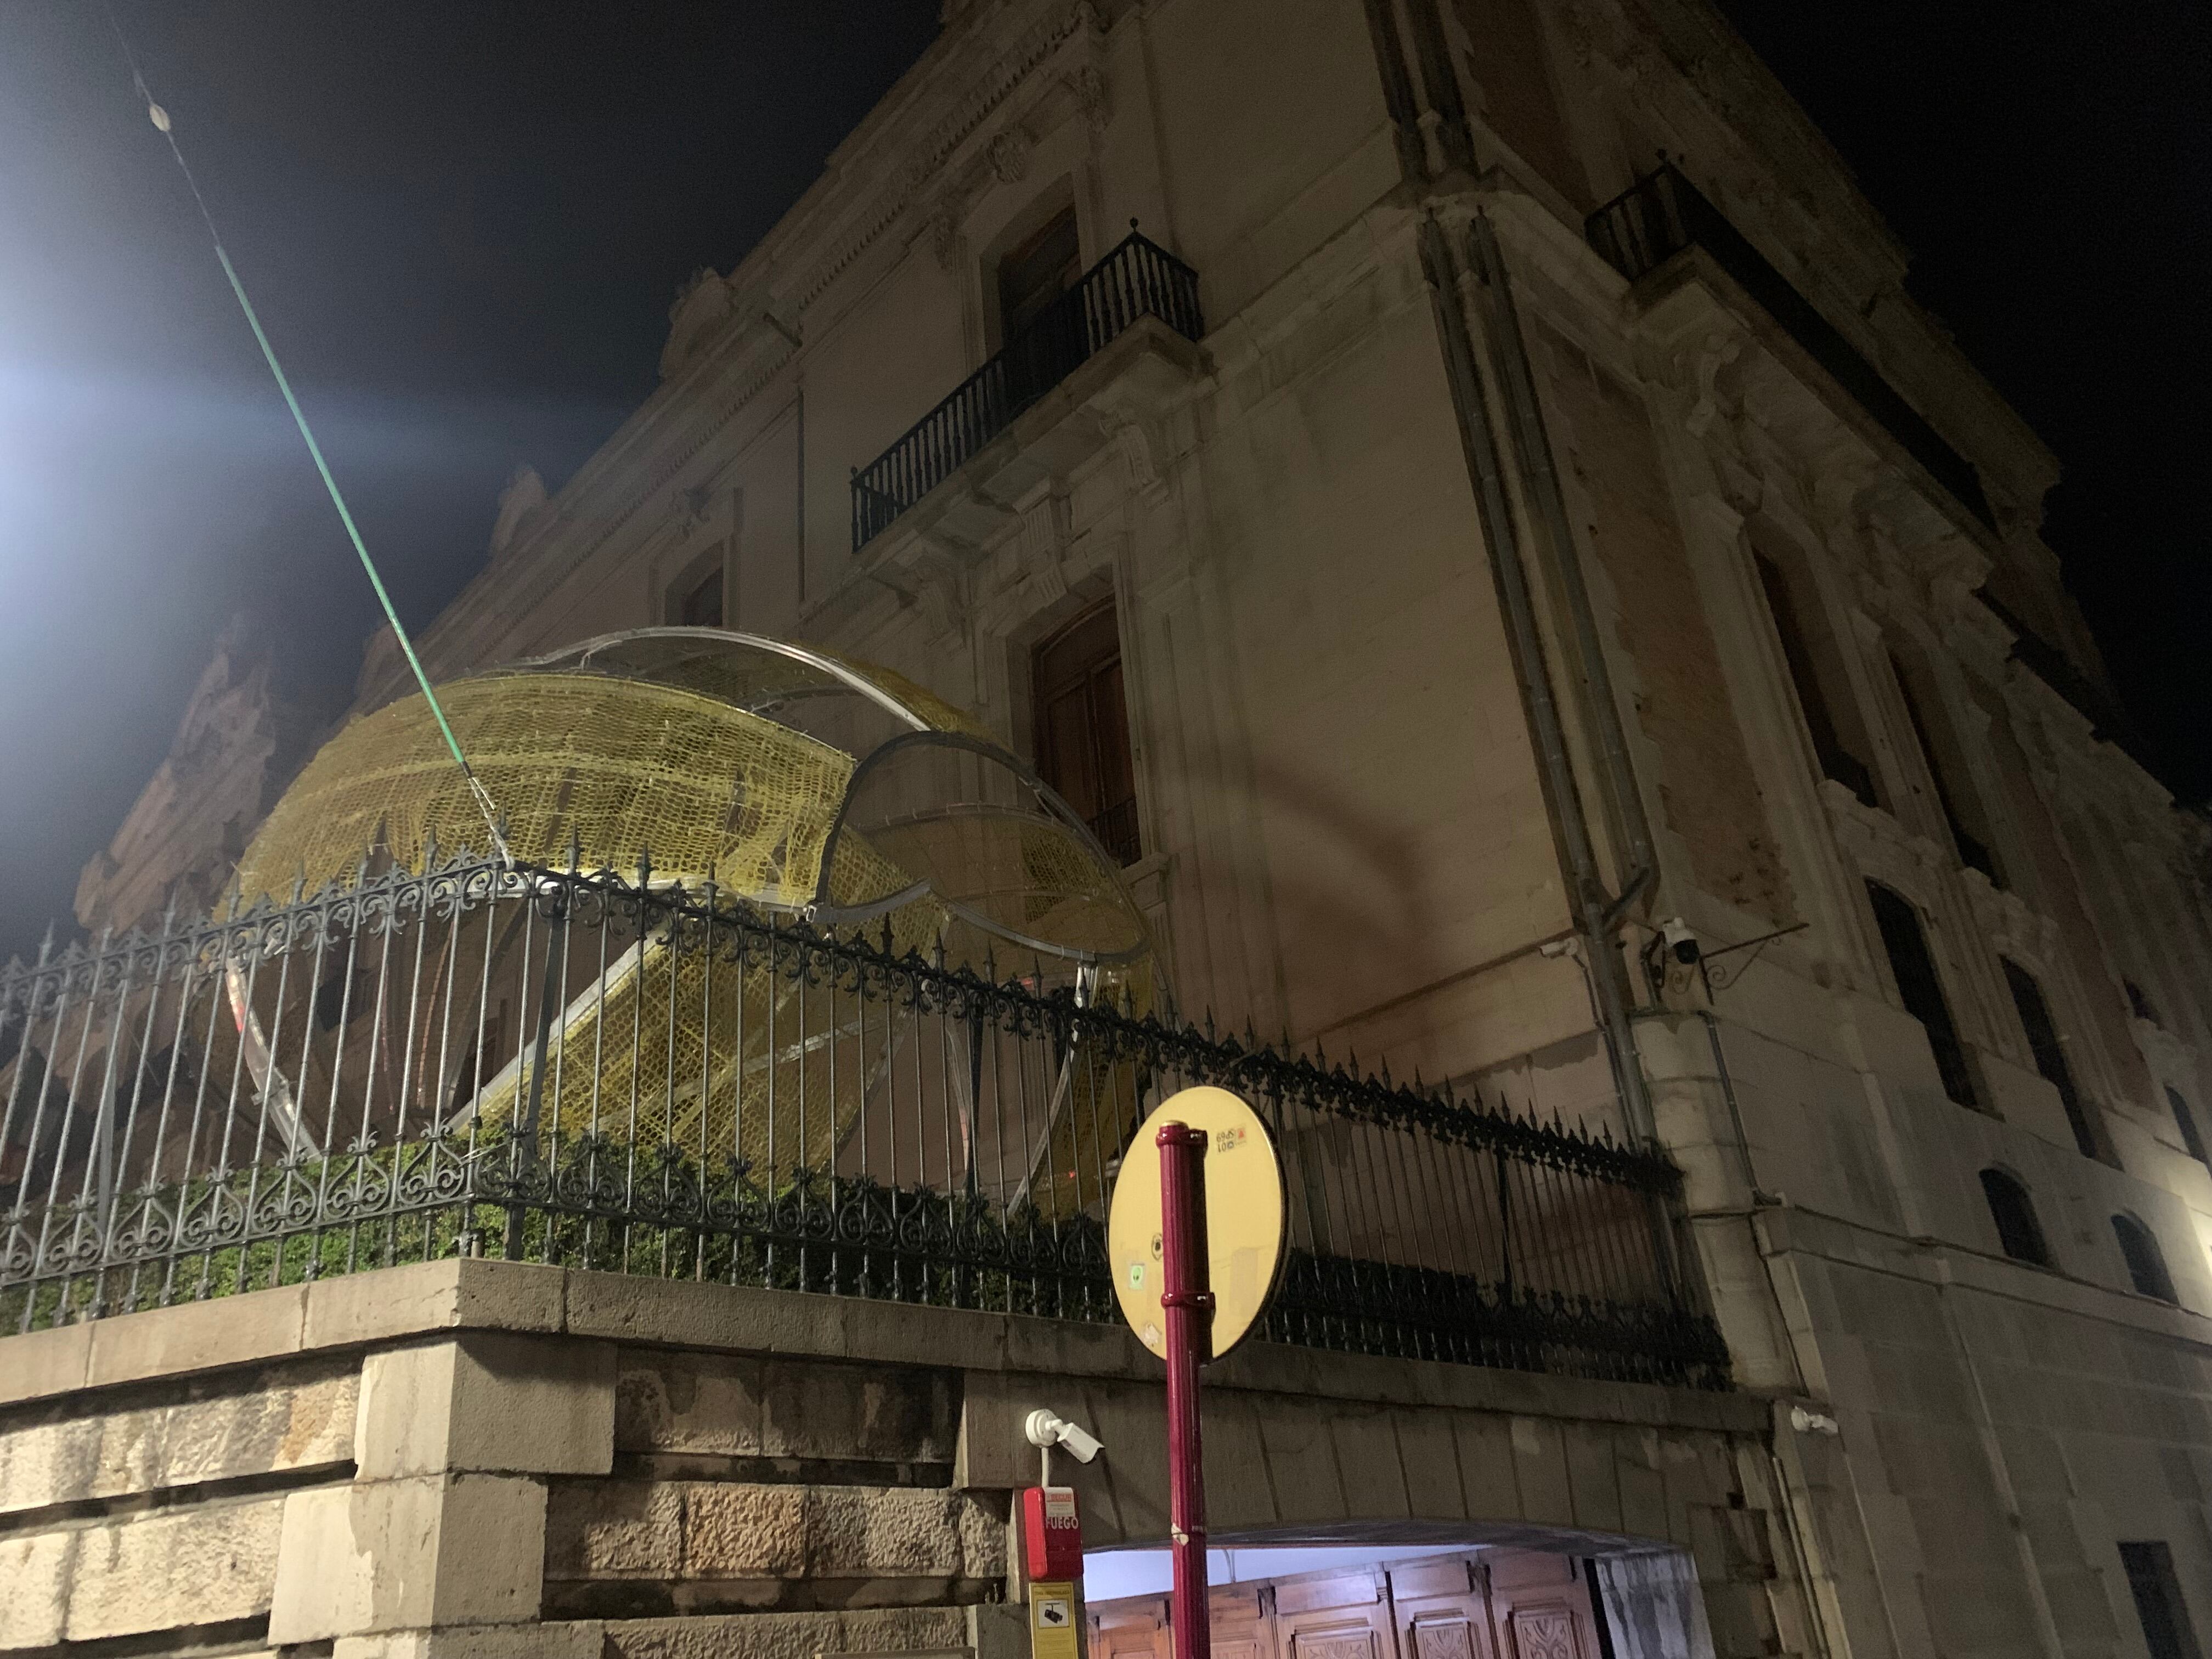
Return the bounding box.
[1689,1007,1771,1210]
[1463,211,1656,888]
[1417,212,1655,1148]
[1673,1004,1916,1659]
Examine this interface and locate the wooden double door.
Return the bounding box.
[1090,1548,1603,1659]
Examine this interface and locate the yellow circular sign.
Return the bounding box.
[1107,1086,1286,1362]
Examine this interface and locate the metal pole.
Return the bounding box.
[1158,1122,1212,1659]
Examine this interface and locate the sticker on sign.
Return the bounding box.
[1030,1579,1080,1659]
[1107,1086,1286,1361]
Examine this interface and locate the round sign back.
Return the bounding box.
[1107,1086,1286,1361]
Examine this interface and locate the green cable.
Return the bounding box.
[108,10,509,862]
[210,246,495,819]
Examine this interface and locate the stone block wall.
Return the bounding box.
[0,1259,1815,1658]
[0,1355,355,1652]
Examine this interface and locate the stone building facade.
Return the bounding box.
[71,614,321,940]
[15,0,2212,1655]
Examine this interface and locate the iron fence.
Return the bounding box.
[850,228,1204,550]
[0,854,1726,1388]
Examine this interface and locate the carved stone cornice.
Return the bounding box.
[792,3,1103,311]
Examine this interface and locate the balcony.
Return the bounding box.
[1587,164,1996,534]
[851,229,1203,550]
[1974,588,2178,788]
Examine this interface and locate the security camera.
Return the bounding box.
[1660,917,1701,966]
[1024,1408,1104,1465]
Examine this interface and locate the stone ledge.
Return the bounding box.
[606,1605,975,1659]
[0,1322,92,1408]
[544,1577,1008,1621]
[329,1608,985,1659]
[335,1628,603,1659]
[1762,1200,2212,1344]
[545,1480,1006,1587]
[0,1259,1766,1438]
[0,1260,566,1410]
[615,1349,957,1465]
[305,1253,566,1351]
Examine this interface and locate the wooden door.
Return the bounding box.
[1482,1549,1599,1659]
[1085,1548,1601,1659]
[1211,1582,1276,1659]
[1092,1597,1169,1659]
[1387,1555,1494,1659]
[1031,599,1139,865]
[1273,1567,1397,1659]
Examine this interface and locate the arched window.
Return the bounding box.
[1979,1168,2051,1267]
[2112,1214,2178,1303]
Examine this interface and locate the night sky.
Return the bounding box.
[0,2,2203,962]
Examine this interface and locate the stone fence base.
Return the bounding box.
[0,1260,1818,1658]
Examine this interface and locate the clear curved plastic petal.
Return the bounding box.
[815,729,1151,968]
[219,628,1162,1193]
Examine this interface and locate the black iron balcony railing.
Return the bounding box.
[1973,589,2176,788]
[1587,164,1996,534]
[0,853,1726,1390]
[851,229,1204,550]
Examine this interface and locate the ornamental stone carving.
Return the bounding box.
[661,267,738,380]
[924,205,962,273]
[987,127,1034,184]
[1065,64,1111,134]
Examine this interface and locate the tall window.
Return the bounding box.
[2112,1214,2179,1303]
[1890,651,2001,885]
[2119,1542,2205,1659]
[2167,1087,2209,1165]
[1756,551,1877,808]
[997,207,1081,341]
[678,567,724,629]
[996,206,1083,411]
[2002,959,2103,1161]
[1032,600,1141,867]
[1978,1168,2051,1267]
[1865,881,1977,1108]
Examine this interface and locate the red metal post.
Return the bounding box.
[1158,1122,1214,1659]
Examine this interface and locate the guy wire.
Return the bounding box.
[100,5,511,867]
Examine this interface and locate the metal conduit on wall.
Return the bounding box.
[1415,209,1657,1153]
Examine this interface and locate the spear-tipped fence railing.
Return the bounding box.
[0,853,1727,1388]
